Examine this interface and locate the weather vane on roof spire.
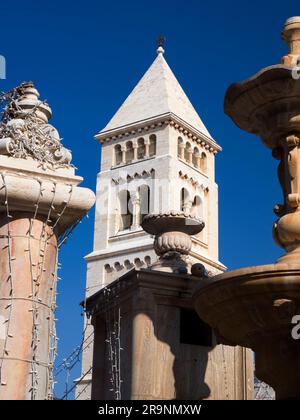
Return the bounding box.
[156,36,166,55]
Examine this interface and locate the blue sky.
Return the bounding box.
[1,0,299,398]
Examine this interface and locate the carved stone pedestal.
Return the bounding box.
[0,83,95,399]
[85,268,253,400]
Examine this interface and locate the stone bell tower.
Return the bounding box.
[77,44,253,399]
[87,44,224,292]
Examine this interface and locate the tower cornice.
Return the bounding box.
[95,112,222,154]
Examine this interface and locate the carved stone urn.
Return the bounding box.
[194,17,300,400]
[142,211,204,273]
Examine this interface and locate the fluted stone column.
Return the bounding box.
[0,214,57,400]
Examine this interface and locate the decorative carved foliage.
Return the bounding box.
[0,82,72,169]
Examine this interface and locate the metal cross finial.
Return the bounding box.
[157,36,166,48]
[156,36,166,55]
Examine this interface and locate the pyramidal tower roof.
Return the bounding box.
[99,48,211,138]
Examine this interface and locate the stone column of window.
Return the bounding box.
[178,143,185,159]
[130,191,141,229]
[121,144,126,164]
[133,140,138,161]
[188,148,193,165]
[144,138,150,158]
[113,189,120,235]
[183,198,193,213]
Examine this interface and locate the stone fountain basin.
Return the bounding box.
[224,65,300,149]
[194,263,300,348]
[194,264,300,398]
[142,212,204,236]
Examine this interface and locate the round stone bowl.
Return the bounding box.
[224,65,300,150]
[193,263,300,399]
[141,211,204,236]
[142,211,205,270]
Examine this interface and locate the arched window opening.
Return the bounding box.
[149,135,156,157]
[119,190,133,231]
[193,147,200,168]
[177,137,184,159]
[184,142,191,162]
[139,185,150,224]
[126,141,134,164]
[180,188,190,212]
[137,138,145,160]
[200,152,207,172]
[191,195,201,218]
[114,144,122,166]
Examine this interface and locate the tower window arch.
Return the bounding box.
[139,184,150,224]
[137,138,145,159]
[177,137,184,159]
[114,144,122,166]
[126,141,134,164]
[118,190,133,231]
[149,134,156,157]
